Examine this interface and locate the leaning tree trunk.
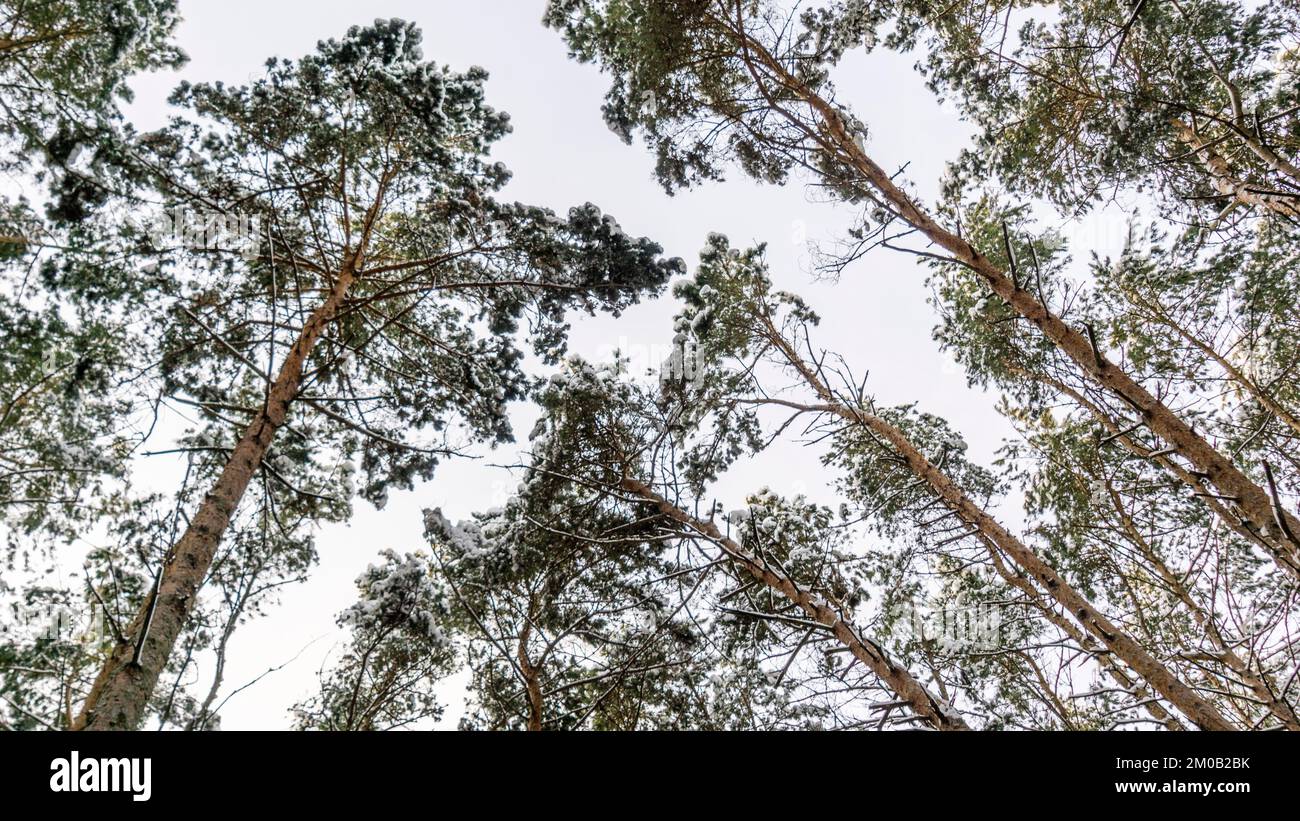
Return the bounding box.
[724,24,1300,581]
[1007,364,1295,728]
[981,539,1185,730]
[621,476,971,731]
[834,400,1233,729]
[1103,488,1300,730]
[758,320,1237,731]
[1171,119,1300,219]
[74,192,385,730]
[1012,365,1298,585]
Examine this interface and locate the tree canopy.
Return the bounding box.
[2,0,1298,732]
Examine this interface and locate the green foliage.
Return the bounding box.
[906,0,1299,221]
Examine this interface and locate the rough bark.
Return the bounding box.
[1171,118,1300,219]
[758,319,1236,731]
[517,619,545,731]
[620,477,971,730]
[1009,365,1300,582]
[723,22,1300,580]
[983,540,1185,730]
[1000,363,1295,727]
[74,188,387,730]
[835,400,1233,729]
[1103,486,1300,729]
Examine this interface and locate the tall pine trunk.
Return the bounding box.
[981,540,1185,730]
[74,191,385,730]
[517,619,545,731]
[759,320,1236,731]
[727,27,1300,580]
[621,477,972,730]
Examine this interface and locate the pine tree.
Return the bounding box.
[1,0,185,531]
[668,235,1234,729]
[73,20,681,730]
[1,1,192,729]
[292,549,454,731]
[896,0,1300,224]
[543,0,1300,581]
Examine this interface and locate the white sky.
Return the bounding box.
[99,0,1133,728]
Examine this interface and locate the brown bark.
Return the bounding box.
[0,27,94,56]
[1182,39,1300,188]
[1000,363,1295,727]
[834,401,1233,729]
[1240,134,1300,190]
[719,19,1300,580]
[517,618,545,731]
[1171,119,1300,219]
[983,539,1185,730]
[74,186,388,730]
[829,107,1300,578]
[1009,365,1299,581]
[1103,485,1300,729]
[758,318,1236,730]
[620,477,971,730]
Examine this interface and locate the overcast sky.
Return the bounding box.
[104,0,1131,729]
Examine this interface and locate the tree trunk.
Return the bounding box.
[1010,365,1297,581]
[517,619,545,731]
[74,186,387,730]
[727,28,1300,580]
[1003,364,1294,728]
[982,540,1185,730]
[759,321,1236,731]
[841,401,1233,729]
[620,477,971,730]
[1171,119,1300,219]
[826,102,1300,579]
[1104,487,1300,729]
